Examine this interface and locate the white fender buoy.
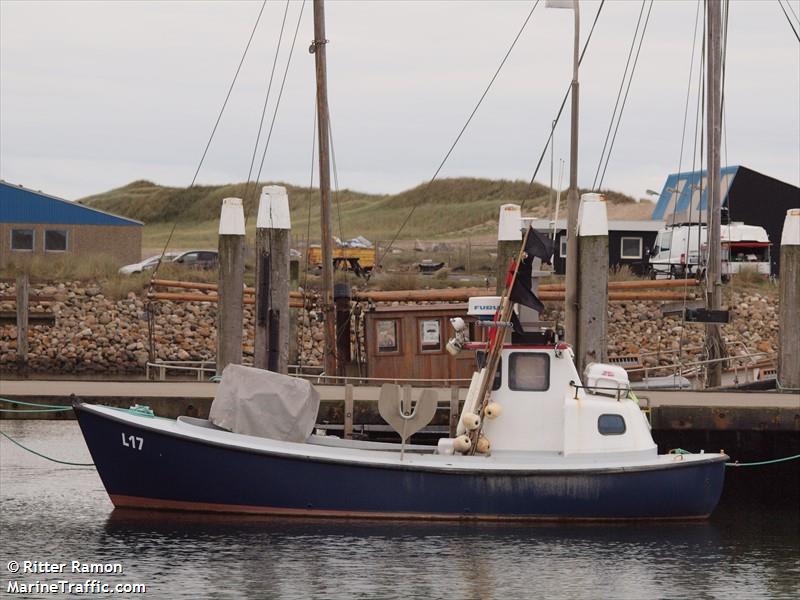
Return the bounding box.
[476,436,491,454]
[484,402,502,420]
[453,435,472,453]
[461,412,481,431]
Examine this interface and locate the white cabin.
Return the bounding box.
[451,295,656,460]
[477,346,656,458]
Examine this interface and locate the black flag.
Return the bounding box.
[526,228,554,266]
[509,227,553,313]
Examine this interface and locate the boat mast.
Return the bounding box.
[557,0,580,355]
[311,0,337,377]
[705,0,723,387]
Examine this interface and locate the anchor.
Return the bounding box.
[378,384,438,460]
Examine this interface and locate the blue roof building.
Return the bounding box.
[0,181,143,267]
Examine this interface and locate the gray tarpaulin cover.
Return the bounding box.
[209,364,320,442]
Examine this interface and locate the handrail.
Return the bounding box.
[627,350,776,388]
[634,340,755,360]
[144,360,466,385]
[294,372,473,385]
[626,350,776,374]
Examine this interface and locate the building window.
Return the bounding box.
[376,319,399,353]
[45,230,68,252]
[419,319,442,353]
[10,229,34,251]
[508,352,550,391]
[620,236,643,260]
[598,414,626,435]
[559,235,568,258]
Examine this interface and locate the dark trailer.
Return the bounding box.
[531,218,663,276]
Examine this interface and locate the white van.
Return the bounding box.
[648,222,770,280]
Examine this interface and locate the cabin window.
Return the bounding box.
[620,237,642,259]
[44,229,68,252]
[419,318,442,353]
[559,235,568,258]
[598,414,626,435]
[508,353,549,391]
[10,229,34,251]
[476,351,502,390]
[376,319,399,353]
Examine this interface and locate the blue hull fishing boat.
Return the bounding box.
[74,399,725,520]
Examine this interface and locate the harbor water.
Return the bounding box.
[1,420,798,599]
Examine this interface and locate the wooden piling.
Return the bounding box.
[216,198,246,376]
[289,259,300,366]
[254,186,291,374]
[15,273,29,376]
[344,383,354,439]
[577,194,609,374]
[449,386,460,437]
[334,283,352,374]
[778,209,800,392]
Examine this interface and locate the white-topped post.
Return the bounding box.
[576,193,608,374]
[254,186,292,373]
[778,209,800,392]
[496,204,523,295]
[217,197,246,376]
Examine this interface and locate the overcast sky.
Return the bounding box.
[1,0,798,202]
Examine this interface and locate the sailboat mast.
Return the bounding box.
[311,0,337,377]
[563,1,580,354]
[705,0,723,387]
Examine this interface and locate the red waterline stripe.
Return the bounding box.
[109,495,709,522]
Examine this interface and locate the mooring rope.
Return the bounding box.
[671,448,800,468]
[0,431,94,467]
[726,454,800,468]
[0,398,72,412]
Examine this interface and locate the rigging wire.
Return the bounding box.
[673,0,704,369]
[591,0,647,191]
[777,0,800,42]
[522,0,606,210]
[596,0,654,191]
[251,1,307,201]
[329,117,345,249]
[670,0,703,229]
[147,0,268,288]
[722,0,730,170]
[300,97,317,366]
[243,0,292,209]
[302,102,317,298]
[721,0,731,231]
[783,0,800,24]
[245,0,302,325]
[371,0,541,275]
[673,3,706,378]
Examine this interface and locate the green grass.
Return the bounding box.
[1,254,123,281]
[0,254,226,300]
[81,177,640,251]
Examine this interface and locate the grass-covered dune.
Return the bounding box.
[80,177,644,250]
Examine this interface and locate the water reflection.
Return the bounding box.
[1,421,798,599]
